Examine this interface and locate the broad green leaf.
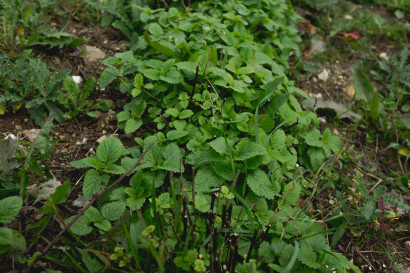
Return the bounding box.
[195,194,211,213]
[351,66,374,102]
[308,148,325,170]
[125,119,143,134]
[143,33,175,57]
[179,109,193,119]
[69,215,93,236]
[235,142,267,161]
[167,130,189,140]
[195,166,223,192]
[101,201,126,221]
[133,73,143,88]
[81,157,107,170]
[104,163,126,174]
[161,142,183,172]
[304,129,323,147]
[85,206,103,223]
[0,227,13,245]
[175,61,197,72]
[95,219,112,232]
[142,69,161,80]
[271,129,286,150]
[0,196,22,223]
[209,137,234,154]
[148,23,164,36]
[99,69,117,89]
[165,108,179,117]
[212,160,235,181]
[246,170,276,200]
[83,169,103,200]
[96,137,124,163]
[283,181,301,205]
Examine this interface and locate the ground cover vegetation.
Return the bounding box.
[0,0,408,272]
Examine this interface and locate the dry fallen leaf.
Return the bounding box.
[345,85,355,100]
[20,129,41,142]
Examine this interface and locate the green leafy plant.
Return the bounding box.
[0,0,83,51]
[61,76,114,118]
[0,51,69,125]
[0,196,25,255]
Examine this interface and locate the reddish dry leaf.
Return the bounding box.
[339,31,360,40]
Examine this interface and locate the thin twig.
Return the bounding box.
[23,140,158,273]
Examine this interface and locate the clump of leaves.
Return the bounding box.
[0,0,83,51]
[61,76,114,118]
[0,51,69,125]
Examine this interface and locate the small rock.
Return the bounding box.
[72,75,83,84]
[72,195,87,208]
[309,93,323,99]
[82,138,88,145]
[318,117,327,124]
[84,45,106,63]
[332,128,340,136]
[21,129,41,142]
[97,135,107,143]
[318,69,330,82]
[379,52,389,62]
[5,134,16,140]
[345,15,353,20]
[345,85,355,100]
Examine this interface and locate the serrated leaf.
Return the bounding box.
[84,206,103,223]
[176,61,197,72]
[179,109,193,119]
[283,181,301,205]
[141,69,161,80]
[246,170,276,200]
[69,215,93,236]
[95,219,112,232]
[361,201,375,221]
[125,119,143,134]
[195,194,211,213]
[167,130,189,140]
[0,196,22,223]
[160,142,183,173]
[351,66,374,102]
[258,241,276,263]
[148,23,163,36]
[83,169,103,201]
[117,111,130,122]
[80,157,107,170]
[99,69,117,89]
[212,160,235,181]
[307,148,325,170]
[195,165,223,192]
[134,73,143,88]
[271,129,286,150]
[101,201,126,221]
[235,142,267,161]
[96,137,123,163]
[305,129,323,147]
[209,137,234,154]
[165,108,179,117]
[298,246,320,268]
[104,163,126,174]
